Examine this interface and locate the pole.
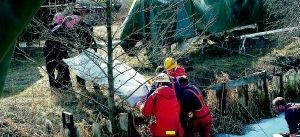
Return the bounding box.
[106,0,117,134]
[262,71,271,115]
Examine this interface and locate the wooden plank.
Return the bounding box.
[207,71,269,91]
[226,24,257,33]
[240,27,300,39]
[40,4,69,8]
[97,40,120,47]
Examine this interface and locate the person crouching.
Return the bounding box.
[178,76,212,137]
[137,73,184,137]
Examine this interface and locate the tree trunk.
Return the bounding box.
[106,0,117,134]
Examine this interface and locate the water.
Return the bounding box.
[216,113,288,137]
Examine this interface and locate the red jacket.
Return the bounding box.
[141,86,183,137]
[167,65,187,78]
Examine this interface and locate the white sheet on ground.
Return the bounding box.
[63,48,150,107]
[216,113,288,137]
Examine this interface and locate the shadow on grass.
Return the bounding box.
[1,47,45,98]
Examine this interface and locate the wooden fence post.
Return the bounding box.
[92,122,101,137]
[216,83,227,115]
[242,85,249,106]
[262,71,271,115]
[106,119,112,134]
[119,113,128,134]
[279,73,284,97]
[62,112,76,137]
[274,67,284,97]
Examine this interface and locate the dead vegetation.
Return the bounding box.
[207,73,268,135]
[2,3,300,134]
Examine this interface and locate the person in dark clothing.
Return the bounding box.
[43,12,64,89]
[44,16,75,91]
[178,76,212,137]
[72,11,98,51]
[71,14,100,92]
[272,97,300,137]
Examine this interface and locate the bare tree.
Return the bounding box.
[5,0,292,136]
[264,0,300,42]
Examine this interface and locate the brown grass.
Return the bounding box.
[207,72,274,135]
[2,16,300,136]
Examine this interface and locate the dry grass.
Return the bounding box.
[0,70,64,136]
[1,56,109,136]
[252,38,300,70]
[207,72,276,135]
[2,14,300,136]
[207,73,244,134]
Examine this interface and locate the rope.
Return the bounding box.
[238,102,269,137]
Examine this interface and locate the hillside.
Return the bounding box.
[1,36,299,136]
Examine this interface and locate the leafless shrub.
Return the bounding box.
[264,0,300,43]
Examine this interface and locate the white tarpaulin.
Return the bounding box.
[63,49,150,107]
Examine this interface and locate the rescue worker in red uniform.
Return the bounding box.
[137,73,184,137]
[164,57,187,99]
[164,57,187,78]
[178,76,212,137]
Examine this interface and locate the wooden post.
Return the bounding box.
[242,85,249,106]
[76,127,81,137]
[119,113,128,132]
[279,73,284,97]
[216,83,227,115]
[62,112,76,137]
[242,68,248,106]
[262,71,271,115]
[106,119,112,134]
[288,71,297,102]
[63,129,70,137]
[92,122,101,137]
[274,67,284,97]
